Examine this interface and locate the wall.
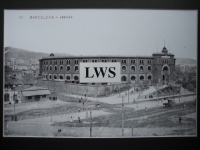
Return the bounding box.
[37,79,132,97]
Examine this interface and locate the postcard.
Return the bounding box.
[3,9,197,137]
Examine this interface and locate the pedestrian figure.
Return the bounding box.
[145,96,146,99]
[107,119,110,126]
[83,101,84,106]
[70,116,74,123]
[79,99,81,103]
[145,107,147,112]
[97,104,100,108]
[78,108,80,112]
[58,125,61,132]
[179,116,182,124]
[183,104,185,111]
[78,116,81,123]
[81,97,82,100]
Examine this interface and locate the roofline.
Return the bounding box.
[39,55,154,60]
[152,53,174,56]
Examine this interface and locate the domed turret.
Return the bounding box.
[162,46,168,55]
[50,53,54,57]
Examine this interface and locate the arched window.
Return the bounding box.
[131,76,136,80]
[148,76,152,80]
[46,66,48,70]
[148,66,151,71]
[67,66,70,71]
[66,76,70,80]
[49,75,52,79]
[74,76,79,80]
[60,66,63,71]
[54,66,57,71]
[140,76,144,80]
[50,66,52,70]
[121,76,126,81]
[54,75,57,79]
[75,66,78,71]
[131,66,135,71]
[66,59,71,64]
[122,66,126,71]
[59,75,63,79]
[163,66,169,71]
[140,66,143,71]
[60,60,63,64]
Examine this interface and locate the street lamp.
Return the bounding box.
[13,85,15,115]
[122,95,124,137]
[179,83,181,102]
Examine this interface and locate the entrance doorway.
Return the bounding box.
[162,66,169,85]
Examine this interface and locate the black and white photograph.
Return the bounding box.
[3,9,197,137]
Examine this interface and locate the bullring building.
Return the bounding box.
[39,46,176,86]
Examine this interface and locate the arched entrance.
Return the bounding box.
[162,65,170,85]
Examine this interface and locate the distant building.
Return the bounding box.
[20,86,51,102]
[4,88,19,104]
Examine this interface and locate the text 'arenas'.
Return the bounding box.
[38,46,176,86]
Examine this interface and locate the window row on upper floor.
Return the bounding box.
[42,58,153,65]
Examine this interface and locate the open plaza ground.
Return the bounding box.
[4,86,197,137]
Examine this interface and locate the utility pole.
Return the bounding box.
[179,83,181,102]
[122,95,124,137]
[128,88,129,103]
[90,111,92,137]
[157,84,159,105]
[51,106,52,122]
[128,82,130,103]
[13,85,16,116]
[77,84,78,98]
[132,126,133,137]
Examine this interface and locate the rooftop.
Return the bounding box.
[39,55,154,60]
[23,86,49,91]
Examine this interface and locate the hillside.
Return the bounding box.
[4,47,71,63]
[175,58,197,65]
[4,47,196,66]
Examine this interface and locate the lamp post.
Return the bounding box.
[90,111,92,137]
[77,83,78,98]
[122,95,124,137]
[179,83,181,102]
[13,85,15,115]
[157,84,159,105]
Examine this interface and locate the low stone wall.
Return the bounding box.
[37,79,132,97]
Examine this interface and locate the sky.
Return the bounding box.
[4,9,197,59]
